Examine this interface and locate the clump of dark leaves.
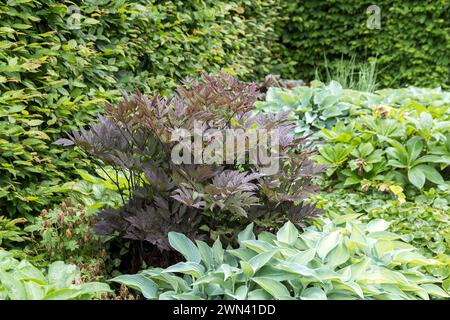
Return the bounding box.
[57,73,326,269]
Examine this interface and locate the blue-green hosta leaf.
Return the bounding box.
[300,287,327,300]
[79,282,111,296]
[23,281,46,300]
[240,260,254,277]
[247,288,272,300]
[111,274,158,299]
[212,238,224,266]
[248,251,276,273]
[316,230,341,259]
[252,277,293,300]
[276,262,317,278]
[287,248,316,265]
[240,240,276,253]
[227,248,257,262]
[238,223,255,242]
[325,242,350,267]
[163,262,205,279]
[391,251,440,266]
[367,219,390,233]
[332,282,364,299]
[276,221,299,245]
[420,284,449,298]
[168,232,201,263]
[195,240,213,269]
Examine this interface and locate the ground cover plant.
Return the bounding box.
[111,218,449,300]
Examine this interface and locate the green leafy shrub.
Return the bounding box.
[0,0,282,216]
[25,198,112,281]
[275,1,449,88]
[111,218,449,300]
[57,73,326,269]
[314,190,450,258]
[312,104,449,192]
[0,216,28,249]
[0,250,111,300]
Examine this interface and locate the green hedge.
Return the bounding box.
[275,1,450,88]
[0,0,281,215]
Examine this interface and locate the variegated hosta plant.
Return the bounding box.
[111,216,449,300]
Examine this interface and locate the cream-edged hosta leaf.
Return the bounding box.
[316,230,341,259]
[276,262,317,278]
[287,248,316,265]
[420,284,450,298]
[367,219,390,233]
[163,262,205,278]
[247,289,272,300]
[300,287,327,300]
[332,281,364,299]
[391,251,441,266]
[238,223,255,242]
[240,260,254,278]
[276,221,299,245]
[248,251,276,273]
[240,240,276,253]
[326,242,350,267]
[252,277,293,299]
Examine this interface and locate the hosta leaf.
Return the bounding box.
[300,287,327,300]
[325,242,350,267]
[248,251,276,273]
[367,219,390,233]
[420,284,449,298]
[252,277,292,299]
[276,221,299,245]
[316,230,341,259]
[111,274,157,299]
[163,262,205,279]
[238,223,255,242]
[168,232,201,263]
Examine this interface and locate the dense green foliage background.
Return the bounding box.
[0,0,281,215]
[275,1,450,88]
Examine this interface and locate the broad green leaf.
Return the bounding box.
[420,284,449,298]
[163,262,205,278]
[367,219,390,233]
[111,274,157,299]
[248,251,276,273]
[168,232,201,263]
[316,230,341,259]
[325,242,350,267]
[252,277,292,299]
[408,166,426,189]
[238,223,255,242]
[47,262,76,290]
[276,221,299,245]
[300,287,327,300]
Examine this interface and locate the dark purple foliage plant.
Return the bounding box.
[57,73,326,268]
